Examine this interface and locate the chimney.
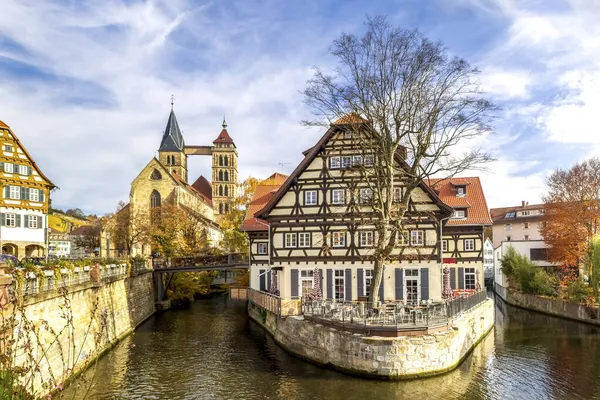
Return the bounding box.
[521,201,528,207]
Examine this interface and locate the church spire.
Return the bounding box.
[159,108,185,152]
[222,115,227,129]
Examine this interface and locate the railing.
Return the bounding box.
[164,253,249,269]
[18,263,129,297]
[248,288,281,316]
[301,291,488,332]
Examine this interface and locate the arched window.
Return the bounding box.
[150,169,162,180]
[150,190,161,208]
[219,185,223,196]
[225,203,230,213]
[219,155,223,166]
[219,170,223,181]
[166,156,170,165]
[224,185,229,196]
[219,203,223,214]
[224,156,229,166]
[171,155,176,165]
[224,171,228,182]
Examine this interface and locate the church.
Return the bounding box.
[108,105,238,257]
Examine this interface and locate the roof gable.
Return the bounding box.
[255,122,453,219]
[427,177,492,226]
[213,128,235,147]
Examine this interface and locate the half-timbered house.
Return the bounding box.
[244,118,491,303]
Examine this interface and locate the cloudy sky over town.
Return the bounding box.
[0,0,598,214]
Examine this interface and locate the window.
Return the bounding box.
[353,155,362,166]
[150,169,162,180]
[3,145,12,152]
[452,210,466,219]
[334,270,345,300]
[359,231,374,247]
[456,186,466,197]
[331,232,345,247]
[524,222,530,229]
[257,243,268,254]
[344,131,352,139]
[464,239,475,251]
[364,155,374,167]
[411,230,424,246]
[506,236,512,241]
[9,186,20,199]
[404,269,420,304]
[298,232,311,248]
[224,185,229,196]
[330,156,341,169]
[521,210,530,216]
[342,156,352,169]
[150,190,161,208]
[5,213,16,227]
[29,189,39,202]
[464,268,476,290]
[504,212,516,218]
[399,231,409,246]
[359,188,372,203]
[27,215,37,229]
[364,269,373,296]
[524,235,530,241]
[305,191,317,205]
[442,240,448,252]
[4,163,13,173]
[331,189,345,205]
[300,270,314,298]
[18,165,28,175]
[530,248,548,261]
[285,233,297,248]
[505,224,512,231]
[393,187,402,203]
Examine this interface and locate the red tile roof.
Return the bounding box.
[427,177,492,226]
[171,172,212,207]
[0,120,8,128]
[332,112,368,125]
[213,128,235,146]
[241,173,288,231]
[191,175,212,202]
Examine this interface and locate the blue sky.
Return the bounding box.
[1,0,599,214]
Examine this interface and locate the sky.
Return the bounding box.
[1,0,599,215]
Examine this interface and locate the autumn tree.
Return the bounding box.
[220,177,260,253]
[71,222,101,254]
[105,201,151,256]
[541,158,600,275]
[303,16,495,304]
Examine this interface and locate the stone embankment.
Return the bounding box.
[248,298,494,379]
[495,283,600,325]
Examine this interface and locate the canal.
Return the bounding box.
[66,295,600,400]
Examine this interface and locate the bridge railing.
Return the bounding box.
[247,288,302,317]
[158,253,249,269]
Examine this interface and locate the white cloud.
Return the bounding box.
[480,69,532,100]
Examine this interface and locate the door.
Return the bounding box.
[404,269,420,304]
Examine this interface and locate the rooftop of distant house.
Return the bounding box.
[490,201,545,223]
[427,177,493,226]
[241,173,288,231]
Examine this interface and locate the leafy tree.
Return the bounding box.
[219,176,260,253]
[541,158,600,272]
[72,223,101,254]
[302,16,495,304]
[105,201,151,256]
[65,208,85,219]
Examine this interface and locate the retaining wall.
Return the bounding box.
[248,298,494,379]
[495,283,600,325]
[8,270,155,395]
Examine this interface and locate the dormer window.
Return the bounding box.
[452,209,467,219]
[456,186,466,197]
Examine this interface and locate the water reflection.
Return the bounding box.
[66,294,600,400]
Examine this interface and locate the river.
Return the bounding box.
[65,294,600,400]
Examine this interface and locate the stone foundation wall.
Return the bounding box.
[248,299,494,379]
[11,271,155,395]
[495,284,600,325]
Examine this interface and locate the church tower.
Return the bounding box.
[212,118,237,216]
[158,107,188,183]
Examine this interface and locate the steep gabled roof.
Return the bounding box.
[213,128,235,147]
[0,119,56,189]
[255,123,453,219]
[191,175,213,203]
[241,173,288,232]
[427,177,492,226]
[159,109,185,152]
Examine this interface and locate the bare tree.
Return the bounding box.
[72,223,101,254]
[105,201,151,256]
[303,16,495,304]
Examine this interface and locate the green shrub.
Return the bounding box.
[566,277,591,303]
[530,269,559,297]
[501,245,559,297]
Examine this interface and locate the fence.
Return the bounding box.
[301,290,488,333]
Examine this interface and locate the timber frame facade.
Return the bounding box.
[244,120,492,303]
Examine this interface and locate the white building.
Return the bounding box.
[48,229,71,258]
[483,238,494,284]
[0,120,55,259]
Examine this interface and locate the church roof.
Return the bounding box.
[191,175,213,203]
[213,128,235,147]
[159,109,185,152]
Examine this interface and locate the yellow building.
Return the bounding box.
[0,120,55,258]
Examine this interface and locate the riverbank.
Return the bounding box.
[494,283,600,326]
[247,298,495,379]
